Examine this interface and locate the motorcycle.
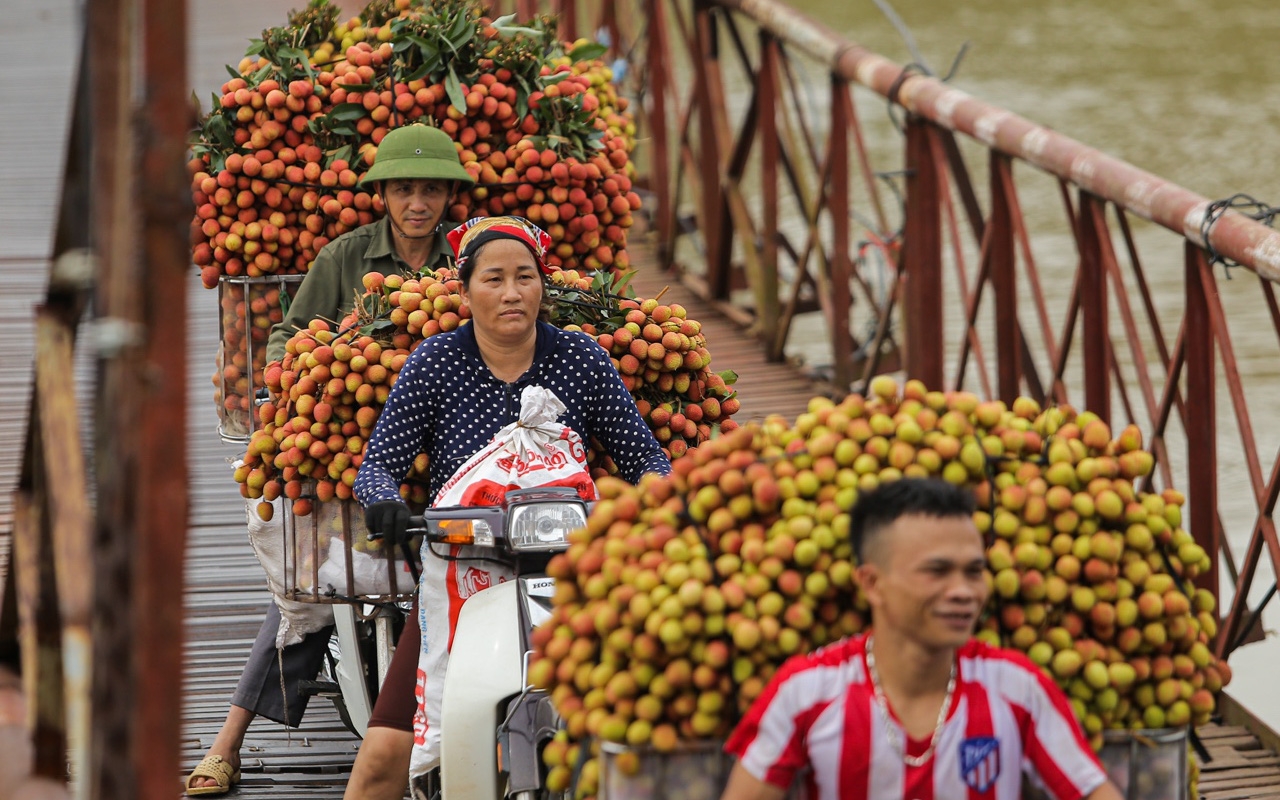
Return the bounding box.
[298,537,419,739]
[296,484,581,797]
[403,485,587,800]
[307,595,410,738]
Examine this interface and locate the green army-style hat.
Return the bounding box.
[359,124,475,187]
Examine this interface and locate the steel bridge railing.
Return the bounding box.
[498,0,1280,664]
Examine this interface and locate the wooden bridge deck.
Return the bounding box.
[1197,724,1280,799]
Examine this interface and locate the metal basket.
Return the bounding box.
[1025,727,1189,800]
[600,740,733,800]
[599,741,807,800]
[215,274,304,444]
[1098,727,1189,800]
[280,495,418,604]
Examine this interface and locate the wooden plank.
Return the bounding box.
[1198,766,1280,786]
[1209,735,1268,751]
[1199,725,1254,740]
[1202,756,1276,772]
[1203,789,1280,800]
[1200,774,1280,793]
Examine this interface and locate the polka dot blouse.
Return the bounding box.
[354,320,673,507]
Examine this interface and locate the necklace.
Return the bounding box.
[865,635,957,767]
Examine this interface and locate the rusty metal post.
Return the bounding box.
[516,0,539,20]
[132,0,191,797]
[901,117,943,389]
[554,0,577,42]
[755,31,782,347]
[11,484,65,780]
[828,79,854,390]
[88,0,140,793]
[989,154,1020,404]
[645,0,675,268]
[1078,192,1111,421]
[35,309,95,797]
[692,1,730,298]
[1185,244,1219,602]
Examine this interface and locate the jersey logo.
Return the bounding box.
[959,736,1001,794]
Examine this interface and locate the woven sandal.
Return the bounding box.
[184,754,241,796]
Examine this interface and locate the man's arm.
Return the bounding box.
[1083,780,1125,800]
[265,249,345,363]
[720,763,787,800]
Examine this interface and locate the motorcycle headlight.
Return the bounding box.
[506,502,586,552]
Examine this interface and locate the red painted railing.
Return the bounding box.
[501,0,1280,662]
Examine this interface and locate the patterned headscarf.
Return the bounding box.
[447,215,554,279]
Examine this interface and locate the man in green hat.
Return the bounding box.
[187,124,472,797]
[265,124,476,362]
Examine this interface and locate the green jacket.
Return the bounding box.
[266,217,455,363]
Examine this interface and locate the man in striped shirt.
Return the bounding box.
[723,479,1123,800]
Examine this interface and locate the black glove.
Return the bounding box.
[364,500,411,544]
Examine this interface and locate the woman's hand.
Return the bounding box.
[364,501,411,544]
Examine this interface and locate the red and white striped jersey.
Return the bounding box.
[725,635,1106,800]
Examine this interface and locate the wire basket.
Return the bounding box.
[280,495,418,604]
[1025,727,1189,800]
[214,274,304,443]
[600,740,733,800]
[599,741,807,800]
[1098,727,1189,800]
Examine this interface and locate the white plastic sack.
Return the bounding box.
[408,386,597,778]
[243,492,333,649]
[306,499,419,598]
[316,536,415,598]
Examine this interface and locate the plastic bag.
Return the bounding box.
[316,535,415,599]
[307,499,417,598]
[242,492,334,648]
[409,386,597,777]
[431,385,596,507]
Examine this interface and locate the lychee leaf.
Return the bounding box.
[718,370,739,385]
[444,66,466,112]
[329,103,367,122]
[568,42,608,63]
[447,13,475,49]
[495,23,543,38]
[402,63,431,83]
[612,270,637,298]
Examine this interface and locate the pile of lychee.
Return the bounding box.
[234,266,742,516]
[233,268,464,516]
[527,378,1228,798]
[190,2,638,284]
[546,269,741,469]
[196,1,640,433]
